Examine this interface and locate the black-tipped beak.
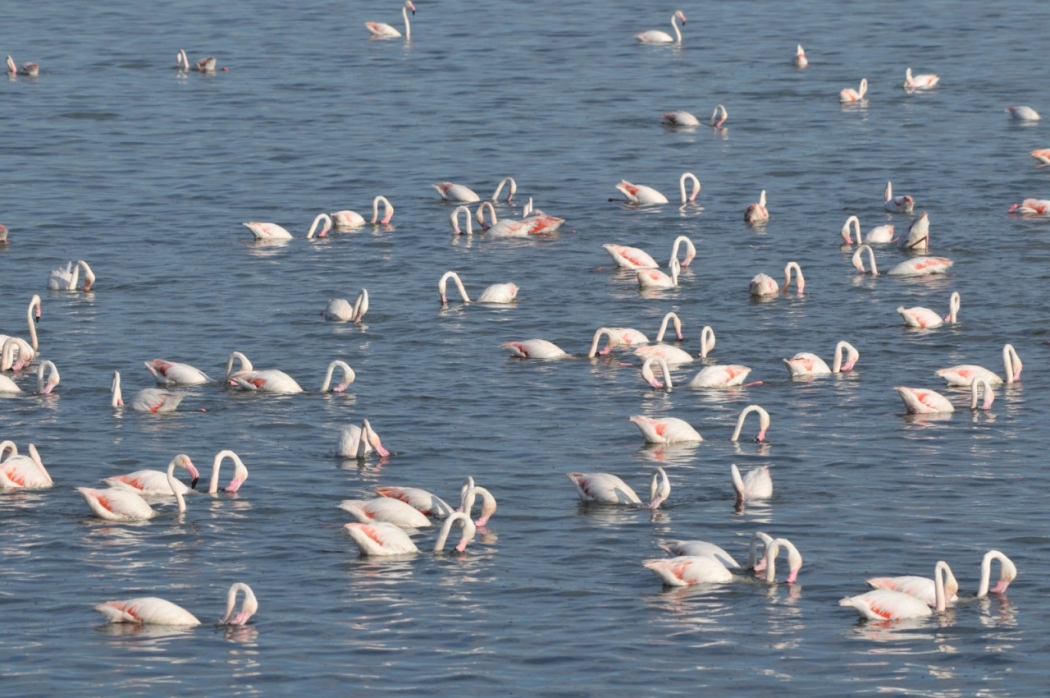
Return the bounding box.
[190,477,199,490]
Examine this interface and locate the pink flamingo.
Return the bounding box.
[331,197,394,229]
[225,351,303,394]
[840,561,949,620]
[0,443,52,490]
[103,454,200,496]
[903,68,939,91]
[936,344,1021,387]
[636,10,686,44]
[629,415,702,444]
[884,181,914,213]
[78,455,195,521]
[144,359,210,385]
[366,1,416,39]
[567,468,670,508]
[839,78,868,103]
[744,190,769,222]
[898,292,959,328]
[502,339,569,359]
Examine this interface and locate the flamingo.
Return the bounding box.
[337,419,391,458]
[793,44,808,68]
[884,181,915,213]
[887,256,952,276]
[840,216,895,245]
[0,224,7,242]
[320,360,355,392]
[375,485,456,518]
[567,467,671,509]
[96,582,257,626]
[439,270,518,305]
[174,50,221,73]
[660,540,741,569]
[590,328,649,357]
[731,464,772,504]
[895,386,955,414]
[502,340,569,359]
[144,359,211,386]
[366,0,416,39]
[969,379,996,410]
[331,197,395,229]
[6,56,38,77]
[839,78,868,103]
[1006,106,1040,121]
[590,313,683,358]
[689,364,753,389]
[0,443,52,490]
[1031,149,1050,165]
[340,497,433,528]
[476,201,563,237]
[0,338,34,372]
[710,104,728,128]
[636,10,686,44]
[77,455,195,521]
[868,562,960,606]
[324,289,369,324]
[241,222,292,241]
[225,351,303,394]
[48,260,96,291]
[96,596,200,626]
[977,550,1018,596]
[901,212,930,252]
[646,537,800,586]
[433,182,481,203]
[898,291,959,328]
[750,261,804,297]
[731,405,770,442]
[0,371,19,393]
[744,190,769,222]
[936,344,1021,387]
[637,257,680,290]
[207,450,249,494]
[661,110,699,127]
[784,341,859,377]
[616,174,701,205]
[629,415,702,443]
[111,371,185,413]
[633,322,712,365]
[903,68,939,91]
[1008,198,1050,215]
[103,454,200,496]
[840,560,949,620]
[602,235,696,270]
[345,511,475,555]
[0,294,41,367]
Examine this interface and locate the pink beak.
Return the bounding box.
[226,478,244,493]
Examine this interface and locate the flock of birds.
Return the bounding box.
[1,4,1043,629]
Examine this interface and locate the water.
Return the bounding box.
[2,0,1050,694]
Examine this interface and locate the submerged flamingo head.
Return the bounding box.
[226,477,244,493]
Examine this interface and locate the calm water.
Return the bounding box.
[2,0,1050,694]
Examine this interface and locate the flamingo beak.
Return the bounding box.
[226,478,244,493]
[755,429,767,442]
[990,579,1010,594]
[786,570,799,584]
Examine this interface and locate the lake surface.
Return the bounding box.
[2,0,1050,694]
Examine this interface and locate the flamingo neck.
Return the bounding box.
[588,328,612,358]
[168,460,187,513]
[933,560,947,611]
[700,326,715,357]
[671,14,681,42]
[403,5,411,39]
[747,532,772,569]
[27,298,39,350]
[434,511,475,552]
[731,464,745,501]
[111,372,123,407]
[762,540,780,583]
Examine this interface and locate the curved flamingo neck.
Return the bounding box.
[852,245,878,275]
[306,213,331,239]
[492,177,516,202]
[434,511,475,552]
[842,216,860,244]
[933,560,947,611]
[588,328,613,358]
[226,352,253,380]
[167,459,187,513]
[223,583,258,625]
[371,196,394,224]
[27,296,40,350]
[747,531,773,569]
[782,261,804,293]
[647,467,670,509]
[1003,344,1021,383]
[439,271,470,305]
[403,4,411,39]
[642,356,672,390]
[970,378,994,410]
[655,312,682,343]
[700,326,716,357]
[321,360,355,392]
[450,206,473,235]
[670,236,696,266]
[679,173,700,203]
[947,292,960,323]
[475,201,497,229]
[671,13,682,42]
[731,464,745,501]
[731,405,769,442]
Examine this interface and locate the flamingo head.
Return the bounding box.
[406,0,416,13]
[225,477,244,493]
[177,455,200,489]
[367,426,390,458]
[1008,203,1022,213]
[675,10,686,24]
[332,381,350,393]
[755,427,767,443]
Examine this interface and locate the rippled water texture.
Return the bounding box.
[2,0,1050,694]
